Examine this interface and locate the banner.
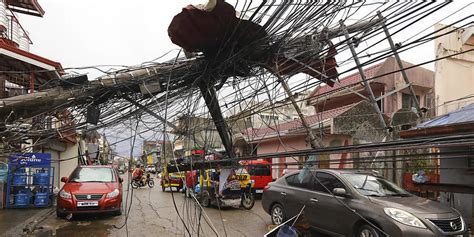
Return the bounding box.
[9,153,52,167]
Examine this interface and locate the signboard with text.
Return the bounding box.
[8,153,52,167]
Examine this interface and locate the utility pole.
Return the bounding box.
[276,75,322,149]
[198,79,236,158]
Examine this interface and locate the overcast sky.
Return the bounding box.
[18,1,472,79]
[19,1,207,78]
[17,1,473,156]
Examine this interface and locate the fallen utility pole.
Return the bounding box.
[0,61,197,121]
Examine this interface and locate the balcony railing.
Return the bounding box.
[1,9,32,51]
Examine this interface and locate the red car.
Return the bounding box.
[56,165,123,218]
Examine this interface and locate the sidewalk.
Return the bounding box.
[0,207,54,237]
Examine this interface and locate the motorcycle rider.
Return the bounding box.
[132,164,144,185]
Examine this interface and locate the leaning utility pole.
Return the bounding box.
[198,78,236,158]
[276,75,322,149]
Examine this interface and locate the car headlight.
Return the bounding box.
[452,208,466,230]
[106,189,120,198]
[384,208,426,228]
[59,189,71,199]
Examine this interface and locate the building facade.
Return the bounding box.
[242,57,435,179]
[434,24,474,115]
[400,25,474,228]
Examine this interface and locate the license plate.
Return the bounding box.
[255,189,264,193]
[77,201,99,207]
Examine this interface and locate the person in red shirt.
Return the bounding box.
[132,165,144,184]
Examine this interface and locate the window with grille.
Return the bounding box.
[402,93,420,109]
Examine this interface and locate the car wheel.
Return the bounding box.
[201,191,211,207]
[271,203,285,225]
[56,210,67,219]
[148,180,155,188]
[357,224,381,237]
[241,192,255,210]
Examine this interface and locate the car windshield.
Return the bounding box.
[69,167,116,183]
[342,173,410,197]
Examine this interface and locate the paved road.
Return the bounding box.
[30,177,272,237]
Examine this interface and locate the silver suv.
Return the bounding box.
[262,169,468,237]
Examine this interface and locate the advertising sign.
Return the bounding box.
[8,153,52,167]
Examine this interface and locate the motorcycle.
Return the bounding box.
[131,173,155,189]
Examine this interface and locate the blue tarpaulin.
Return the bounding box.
[414,103,474,129]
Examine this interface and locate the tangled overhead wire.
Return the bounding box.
[0,1,473,236]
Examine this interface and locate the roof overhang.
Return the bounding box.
[400,122,474,138]
[0,40,62,87]
[6,0,45,17]
[309,82,385,108]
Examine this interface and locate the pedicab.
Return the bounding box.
[190,168,255,209]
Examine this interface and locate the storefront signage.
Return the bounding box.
[8,153,52,167]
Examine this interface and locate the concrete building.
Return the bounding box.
[141,140,172,167]
[242,101,385,179]
[308,57,435,118]
[434,24,474,115]
[34,111,79,188]
[0,0,77,188]
[0,0,61,100]
[241,57,435,179]
[172,115,224,154]
[227,91,315,131]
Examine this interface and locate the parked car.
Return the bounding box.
[262,169,468,237]
[56,165,123,218]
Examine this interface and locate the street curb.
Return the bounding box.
[2,207,55,237]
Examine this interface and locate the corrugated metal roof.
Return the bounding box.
[415,103,474,128]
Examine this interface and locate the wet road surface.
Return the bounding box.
[0,208,47,234]
[30,177,272,237]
